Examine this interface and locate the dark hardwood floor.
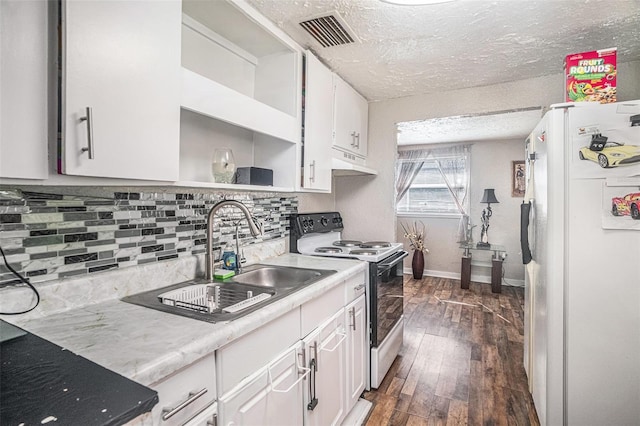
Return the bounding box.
[364,276,539,426]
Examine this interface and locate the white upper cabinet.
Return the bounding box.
[177,0,302,191]
[180,0,301,144]
[333,75,368,158]
[0,0,48,180]
[301,51,333,192]
[59,0,181,181]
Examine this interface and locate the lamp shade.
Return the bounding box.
[480,188,499,204]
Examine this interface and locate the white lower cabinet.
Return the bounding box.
[345,294,367,414]
[303,308,348,426]
[214,268,367,426]
[218,342,306,426]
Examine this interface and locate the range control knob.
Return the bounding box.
[320,217,328,226]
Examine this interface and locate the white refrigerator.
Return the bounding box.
[522,100,640,426]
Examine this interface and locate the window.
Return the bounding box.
[395,146,470,216]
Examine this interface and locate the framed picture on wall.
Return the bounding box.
[512,161,526,197]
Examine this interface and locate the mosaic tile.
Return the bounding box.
[0,191,297,287]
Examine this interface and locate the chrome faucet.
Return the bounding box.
[206,200,262,281]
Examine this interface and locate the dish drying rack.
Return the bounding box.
[158,284,273,314]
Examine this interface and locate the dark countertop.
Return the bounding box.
[0,320,158,426]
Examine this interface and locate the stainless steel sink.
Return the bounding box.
[121,265,335,323]
[230,265,326,289]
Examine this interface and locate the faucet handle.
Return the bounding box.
[250,216,263,236]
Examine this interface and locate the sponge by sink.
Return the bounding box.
[214,269,235,280]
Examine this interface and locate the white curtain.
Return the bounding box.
[395,150,425,203]
[396,144,471,242]
[433,145,471,242]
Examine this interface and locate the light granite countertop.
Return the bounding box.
[9,254,366,387]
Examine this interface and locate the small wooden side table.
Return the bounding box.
[460,243,506,293]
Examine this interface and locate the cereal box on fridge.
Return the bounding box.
[564,48,617,103]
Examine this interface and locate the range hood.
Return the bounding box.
[331,157,378,176]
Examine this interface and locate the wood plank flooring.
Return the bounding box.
[364,276,539,426]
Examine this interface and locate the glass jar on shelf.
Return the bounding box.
[211,148,236,184]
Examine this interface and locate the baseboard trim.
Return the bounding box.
[403,267,524,287]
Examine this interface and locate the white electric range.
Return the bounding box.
[289,212,407,389]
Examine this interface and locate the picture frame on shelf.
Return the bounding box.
[512,160,525,197]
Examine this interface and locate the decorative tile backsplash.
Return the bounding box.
[0,190,297,288]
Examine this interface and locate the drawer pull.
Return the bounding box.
[353,284,365,292]
[162,388,208,421]
[206,413,217,426]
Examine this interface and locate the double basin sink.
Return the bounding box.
[122,264,336,323]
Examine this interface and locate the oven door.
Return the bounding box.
[370,250,408,347]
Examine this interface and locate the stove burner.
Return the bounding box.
[333,240,363,247]
[360,241,391,249]
[315,247,343,254]
[350,249,379,256]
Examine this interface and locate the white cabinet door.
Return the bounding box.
[0,0,48,179]
[60,0,180,181]
[218,342,306,426]
[345,294,367,413]
[333,75,368,158]
[302,51,332,191]
[303,308,347,426]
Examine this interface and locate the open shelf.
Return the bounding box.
[181,69,298,143]
[180,0,300,142]
[179,110,298,192]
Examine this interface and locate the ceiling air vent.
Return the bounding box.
[299,13,358,48]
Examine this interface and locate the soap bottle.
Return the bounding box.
[221,243,237,271]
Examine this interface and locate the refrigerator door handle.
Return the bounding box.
[520,201,533,264]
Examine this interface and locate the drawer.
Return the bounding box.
[150,352,216,426]
[344,271,367,303]
[217,307,300,396]
[301,282,344,337]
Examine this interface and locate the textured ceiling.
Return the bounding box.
[247,0,640,101]
[396,107,543,145]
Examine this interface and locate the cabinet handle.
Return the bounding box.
[206,413,217,426]
[320,329,347,353]
[310,160,316,182]
[350,131,357,147]
[355,132,360,149]
[162,388,208,421]
[354,284,365,292]
[350,307,356,331]
[312,342,318,372]
[79,107,95,159]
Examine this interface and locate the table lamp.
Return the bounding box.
[477,188,499,248]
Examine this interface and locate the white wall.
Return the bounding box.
[335,60,640,265]
[397,138,527,283]
[297,188,335,213]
